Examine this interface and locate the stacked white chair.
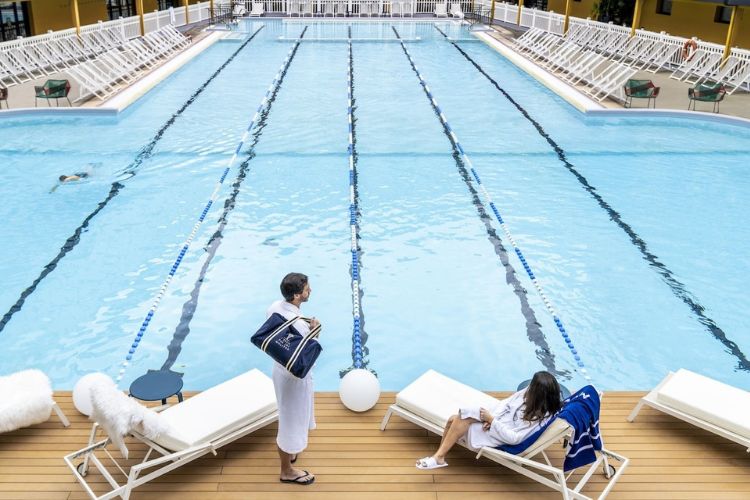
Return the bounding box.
[66,25,192,102]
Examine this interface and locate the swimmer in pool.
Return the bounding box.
[50,172,90,193]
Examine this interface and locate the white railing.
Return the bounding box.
[491,2,750,93]
[0,1,211,92]
[0,1,212,51]
[228,0,475,17]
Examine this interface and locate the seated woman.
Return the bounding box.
[416,371,562,469]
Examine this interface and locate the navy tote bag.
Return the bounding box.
[251,313,322,378]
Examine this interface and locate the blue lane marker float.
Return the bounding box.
[392,25,591,382]
[347,26,365,371]
[115,27,310,384]
[434,26,750,374]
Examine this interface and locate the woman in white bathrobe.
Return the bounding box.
[267,273,319,485]
[416,371,562,469]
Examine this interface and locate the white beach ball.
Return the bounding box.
[339,369,380,412]
[72,372,109,416]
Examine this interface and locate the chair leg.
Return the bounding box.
[52,402,70,427]
[627,399,645,422]
[380,407,394,431]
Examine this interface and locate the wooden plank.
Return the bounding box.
[0,391,747,499]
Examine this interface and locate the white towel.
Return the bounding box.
[0,370,54,433]
[272,362,315,454]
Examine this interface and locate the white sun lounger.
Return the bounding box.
[381,370,628,500]
[434,2,448,17]
[449,2,464,19]
[64,369,278,500]
[628,369,750,452]
[249,1,265,17]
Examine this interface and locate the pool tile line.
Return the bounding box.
[392,26,568,380]
[161,28,309,373]
[436,26,750,373]
[0,26,266,337]
[115,27,309,385]
[342,25,371,376]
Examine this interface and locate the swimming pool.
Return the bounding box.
[1,19,749,392]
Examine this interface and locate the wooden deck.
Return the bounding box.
[1,391,749,499]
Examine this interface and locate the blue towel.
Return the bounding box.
[498,385,602,472]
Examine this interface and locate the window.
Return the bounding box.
[655,0,672,15]
[158,0,178,10]
[107,0,137,20]
[0,2,30,42]
[714,6,732,24]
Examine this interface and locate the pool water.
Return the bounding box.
[1,20,749,392]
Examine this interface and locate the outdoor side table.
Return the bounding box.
[129,369,184,405]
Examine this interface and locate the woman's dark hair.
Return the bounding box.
[59,175,68,182]
[280,272,308,302]
[523,371,562,422]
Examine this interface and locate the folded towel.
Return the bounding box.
[498,385,602,472]
[89,374,170,459]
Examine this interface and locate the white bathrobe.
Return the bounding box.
[267,300,316,454]
[460,388,551,449]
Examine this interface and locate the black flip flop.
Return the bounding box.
[280,471,314,485]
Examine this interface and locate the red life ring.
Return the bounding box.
[682,39,698,61]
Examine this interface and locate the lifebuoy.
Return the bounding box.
[682,39,698,61]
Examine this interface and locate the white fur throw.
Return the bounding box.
[0,369,54,433]
[88,373,171,459]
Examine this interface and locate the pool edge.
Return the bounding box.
[474,30,750,128]
[0,30,225,119]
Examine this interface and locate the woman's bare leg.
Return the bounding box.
[433,417,476,464]
[437,415,456,449]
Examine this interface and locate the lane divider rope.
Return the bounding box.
[0,25,266,335]
[161,31,306,372]
[435,25,750,373]
[346,26,366,372]
[392,25,591,382]
[115,26,309,384]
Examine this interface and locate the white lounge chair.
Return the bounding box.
[381,370,628,500]
[434,2,448,17]
[0,369,69,433]
[628,369,750,452]
[65,369,278,500]
[249,1,265,16]
[233,4,247,16]
[288,0,301,16]
[449,2,464,19]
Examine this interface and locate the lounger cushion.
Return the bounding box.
[396,370,500,428]
[154,369,277,451]
[656,369,750,439]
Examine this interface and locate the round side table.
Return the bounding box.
[129,369,184,405]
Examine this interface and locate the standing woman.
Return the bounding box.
[267,273,320,485]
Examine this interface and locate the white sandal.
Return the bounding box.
[416,456,448,470]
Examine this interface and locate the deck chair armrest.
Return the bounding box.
[65,437,111,461]
[130,442,213,473]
